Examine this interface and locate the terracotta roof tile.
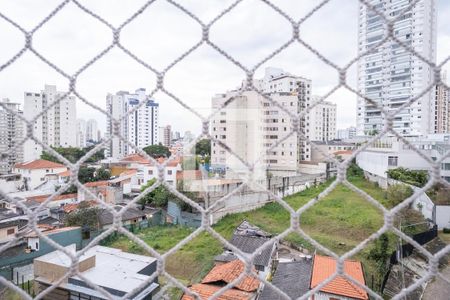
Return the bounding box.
[334,150,353,155]
[310,255,368,300]
[120,154,181,167]
[14,159,66,170]
[202,260,260,292]
[84,180,109,187]
[58,170,72,177]
[63,200,96,213]
[176,170,202,180]
[121,169,137,176]
[181,284,253,300]
[120,154,150,164]
[26,193,77,203]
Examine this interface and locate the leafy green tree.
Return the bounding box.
[143,144,171,158]
[195,139,211,156]
[77,167,111,184]
[140,179,171,207]
[78,167,96,184]
[386,184,414,206]
[95,167,111,181]
[346,161,364,178]
[84,145,105,163]
[368,233,391,290]
[41,146,105,164]
[65,201,100,230]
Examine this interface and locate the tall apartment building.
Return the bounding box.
[309,97,337,142]
[255,67,313,161]
[434,71,449,133]
[357,0,437,136]
[0,99,24,174]
[106,88,159,159]
[158,125,172,146]
[76,119,87,148]
[86,119,98,143]
[211,68,312,175]
[23,85,77,161]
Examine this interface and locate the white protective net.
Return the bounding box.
[0,0,449,299]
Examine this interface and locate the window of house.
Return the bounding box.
[388,156,398,166]
[148,170,153,175]
[441,163,450,171]
[7,228,15,235]
[167,170,172,175]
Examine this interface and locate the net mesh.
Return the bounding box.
[0,0,449,299]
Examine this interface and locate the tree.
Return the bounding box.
[77,166,111,184]
[386,184,413,206]
[195,139,211,156]
[346,161,364,178]
[143,144,171,158]
[140,179,171,207]
[368,233,391,290]
[95,167,111,181]
[40,146,105,164]
[78,167,96,184]
[65,202,100,230]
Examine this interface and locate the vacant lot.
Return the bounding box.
[107,176,390,287]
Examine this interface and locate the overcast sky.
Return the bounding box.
[1,0,449,136]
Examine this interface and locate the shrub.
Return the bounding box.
[386,167,428,187]
[386,184,414,207]
[347,162,364,178]
[443,228,450,234]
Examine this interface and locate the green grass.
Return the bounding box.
[105,226,222,283]
[439,231,450,244]
[106,176,395,290]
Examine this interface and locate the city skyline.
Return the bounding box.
[1,0,449,136]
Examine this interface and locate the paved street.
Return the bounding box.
[423,266,450,300]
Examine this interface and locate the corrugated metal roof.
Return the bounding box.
[259,260,312,300]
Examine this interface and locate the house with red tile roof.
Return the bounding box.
[310,255,368,300]
[25,193,78,209]
[106,153,182,191]
[13,159,68,190]
[182,260,260,300]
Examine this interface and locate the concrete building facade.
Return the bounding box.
[356,0,437,136]
[309,98,337,142]
[337,126,357,140]
[158,125,172,146]
[75,119,86,148]
[106,88,159,159]
[211,68,313,176]
[23,85,77,161]
[255,67,313,162]
[434,71,449,133]
[86,119,98,143]
[211,90,300,176]
[0,99,24,174]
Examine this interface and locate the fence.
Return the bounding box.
[389,225,438,265]
[0,0,449,300]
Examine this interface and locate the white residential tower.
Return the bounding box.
[106,88,159,159]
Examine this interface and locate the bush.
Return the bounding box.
[386,184,414,207]
[443,228,450,234]
[347,162,364,178]
[386,167,428,187]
